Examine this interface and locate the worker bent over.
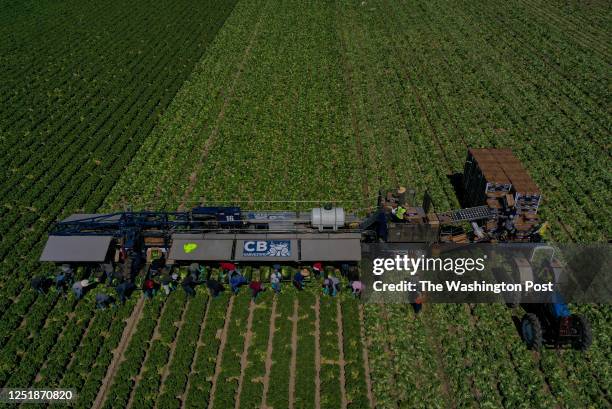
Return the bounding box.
[182,275,197,297]
[249,280,265,301]
[206,278,224,298]
[270,269,282,294]
[351,280,364,299]
[230,271,247,294]
[293,270,305,290]
[116,280,135,304]
[143,278,156,298]
[95,293,114,309]
[72,279,91,300]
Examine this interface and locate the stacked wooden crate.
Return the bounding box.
[464,148,541,240]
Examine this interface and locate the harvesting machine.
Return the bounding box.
[39,148,591,350]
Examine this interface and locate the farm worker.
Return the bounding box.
[100,263,114,285]
[182,275,197,297]
[351,280,364,298]
[56,264,73,292]
[323,278,332,296]
[72,279,90,300]
[160,272,172,295]
[249,280,265,301]
[392,204,407,221]
[230,271,247,294]
[341,263,350,277]
[143,278,155,298]
[412,292,423,314]
[312,262,323,279]
[328,273,341,296]
[95,293,113,309]
[220,262,236,275]
[116,280,135,304]
[206,278,225,298]
[293,270,305,291]
[270,269,282,294]
[130,251,144,277]
[55,271,67,293]
[188,263,200,281]
[31,275,46,294]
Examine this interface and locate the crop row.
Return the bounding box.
[237,291,273,409]
[129,291,187,409]
[319,297,342,408]
[266,293,294,409]
[60,301,134,409]
[157,291,209,409]
[183,294,230,409]
[295,292,316,409]
[102,298,163,409]
[213,292,251,408]
[341,299,369,409]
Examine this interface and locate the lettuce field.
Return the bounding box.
[1,0,610,408]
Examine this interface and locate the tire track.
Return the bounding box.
[234,300,256,409]
[207,295,235,409]
[336,299,348,409]
[314,295,321,409]
[92,295,145,409]
[181,296,212,409]
[154,297,193,409]
[358,304,375,409]
[288,298,299,409]
[260,297,277,409]
[178,1,268,210]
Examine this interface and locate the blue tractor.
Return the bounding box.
[518,247,592,351]
[520,293,592,351]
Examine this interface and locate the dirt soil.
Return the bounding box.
[178,4,267,210]
[235,300,256,409]
[260,297,277,409]
[288,298,299,409]
[181,296,212,409]
[154,297,192,409]
[92,296,146,409]
[314,295,321,409]
[336,299,348,409]
[358,304,375,408]
[207,295,235,409]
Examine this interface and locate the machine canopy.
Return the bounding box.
[40,235,113,262]
[300,238,361,261]
[169,235,233,261]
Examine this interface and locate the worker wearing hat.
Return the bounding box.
[72,279,91,300]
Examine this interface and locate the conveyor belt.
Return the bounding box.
[438,206,496,223]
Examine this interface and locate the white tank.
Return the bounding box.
[311,207,345,231]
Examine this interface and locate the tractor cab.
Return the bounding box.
[518,246,592,350]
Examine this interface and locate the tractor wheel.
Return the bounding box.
[573,314,592,351]
[521,313,543,350]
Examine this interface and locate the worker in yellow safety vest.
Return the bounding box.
[392,204,407,221]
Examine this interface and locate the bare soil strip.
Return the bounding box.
[207,295,235,409]
[154,297,192,409]
[358,304,375,408]
[181,296,212,409]
[314,295,321,409]
[288,299,299,409]
[421,309,455,408]
[260,297,277,409]
[93,296,146,409]
[336,299,348,409]
[127,299,171,409]
[235,300,256,409]
[178,4,267,210]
